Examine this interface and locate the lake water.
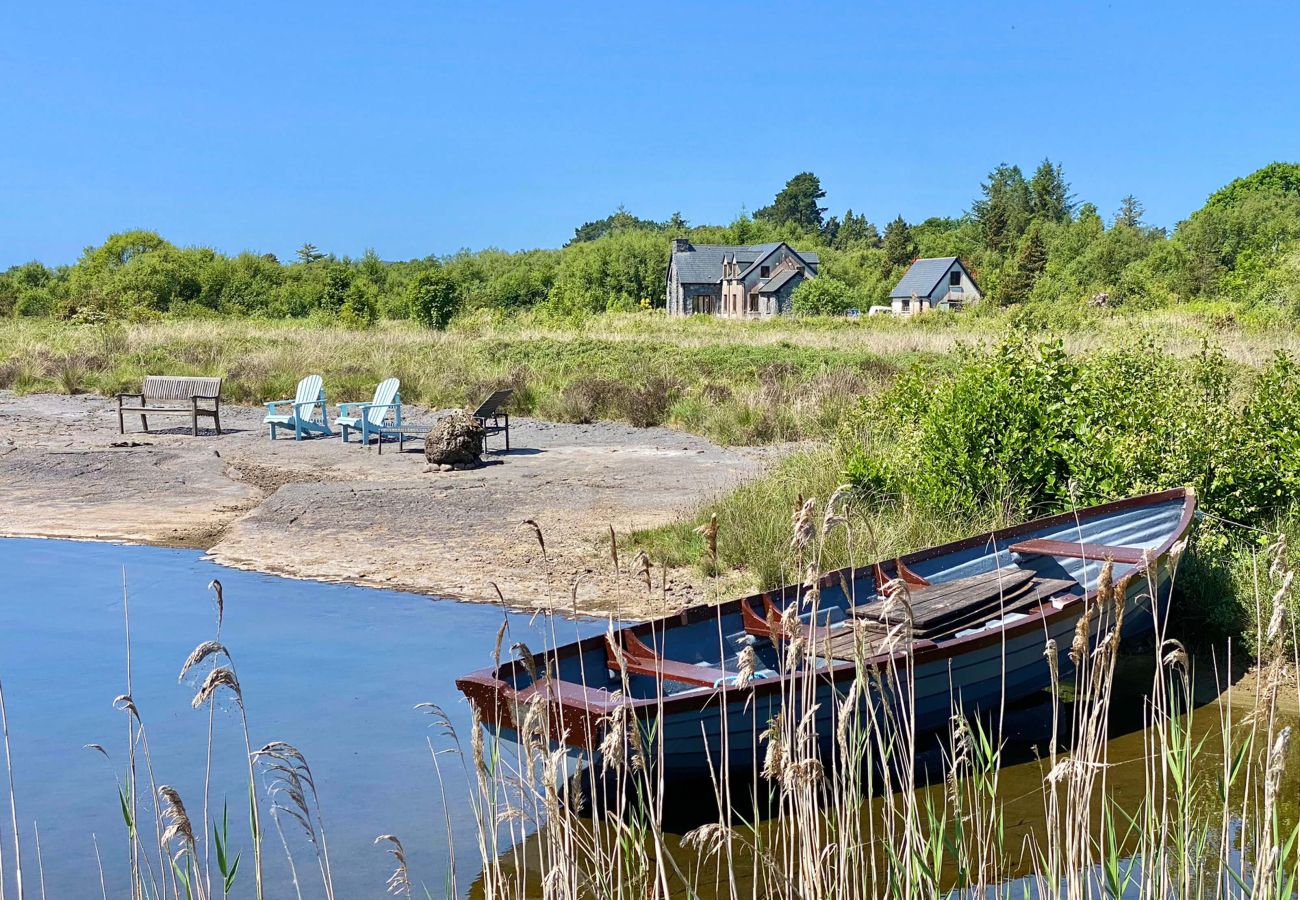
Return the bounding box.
[0,537,599,898]
[3,538,1296,899]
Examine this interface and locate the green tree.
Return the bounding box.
[832,209,880,249]
[881,216,917,269]
[972,164,1032,253]
[296,243,325,263]
[1001,222,1049,303]
[666,211,688,232]
[408,267,459,329]
[755,172,827,231]
[319,262,352,313]
[568,206,660,244]
[1029,159,1075,223]
[1114,195,1145,229]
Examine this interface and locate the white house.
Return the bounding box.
[888,257,982,315]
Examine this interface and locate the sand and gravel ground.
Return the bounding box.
[0,391,775,616]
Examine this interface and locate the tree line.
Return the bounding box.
[3,161,1298,327]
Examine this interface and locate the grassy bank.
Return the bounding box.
[631,333,1300,657]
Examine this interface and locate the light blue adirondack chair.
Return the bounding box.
[263,374,333,440]
[337,378,401,445]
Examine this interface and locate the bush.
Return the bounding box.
[408,268,460,330]
[338,279,379,328]
[849,337,1300,527]
[791,277,855,316]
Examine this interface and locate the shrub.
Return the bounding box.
[338,279,378,329]
[791,276,855,316]
[408,268,460,330]
[851,337,1300,527]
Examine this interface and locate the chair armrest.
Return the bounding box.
[337,402,361,415]
[116,393,145,401]
[264,399,294,410]
[191,394,221,401]
[293,398,324,412]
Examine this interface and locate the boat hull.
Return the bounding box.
[457,488,1195,780]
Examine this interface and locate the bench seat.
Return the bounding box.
[118,376,222,436]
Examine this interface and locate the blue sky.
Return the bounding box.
[2,1,1297,267]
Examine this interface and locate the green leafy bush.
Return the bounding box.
[849,337,1300,525]
[790,277,855,316]
[407,268,459,330]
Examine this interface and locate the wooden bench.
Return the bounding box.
[606,630,732,688]
[117,375,223,436]
[1009,538,1149,566]
[472,388,514,451]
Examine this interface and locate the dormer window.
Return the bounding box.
[760,265,770,278]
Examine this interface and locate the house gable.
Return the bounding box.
[890,257,980,300]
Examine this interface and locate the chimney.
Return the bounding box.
[672,237,692,253]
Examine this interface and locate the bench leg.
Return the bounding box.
[192,408,199,437]
[118,404,125,434]
[213,409,222,435]
[141,414,149,434]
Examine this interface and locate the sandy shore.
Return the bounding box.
[0,391,773,616]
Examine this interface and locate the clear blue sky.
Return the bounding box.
[2,1,1297,268]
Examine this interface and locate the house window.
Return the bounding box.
[760,266,770,277]
[949,271,961,287]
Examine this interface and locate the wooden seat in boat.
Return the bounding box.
[852,567,1080,638]
[1009,538,1149,566]
[606,630,733,688]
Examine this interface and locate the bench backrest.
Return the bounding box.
[142,375,222,400]
[472,388,513,419]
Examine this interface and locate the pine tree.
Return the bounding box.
[972,164,1032,254]
[1114,195,1145,228]
[1029,159,1075,223]
[881,216,917,269]
[666,211,688,232]
[296,242,325,263]
[1001,221,1049,303]
[833,209,880,249]
[755,172,827,231]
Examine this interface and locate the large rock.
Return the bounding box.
[424,410,485,466]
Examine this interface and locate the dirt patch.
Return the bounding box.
[0,392,773,615]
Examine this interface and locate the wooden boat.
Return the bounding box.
[457,488,1197,779]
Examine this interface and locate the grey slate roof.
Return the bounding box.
[889,257,959,299]
[758,268,801,294]
[670,242,820,285]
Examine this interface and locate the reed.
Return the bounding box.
[0,499,1294,898]
[444,497,1300,900]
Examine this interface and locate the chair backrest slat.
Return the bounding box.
[143,375,222,400]
[366,378,400,426]
[293,375,324,422]
[472,388,513,419]
[295,375,324,404]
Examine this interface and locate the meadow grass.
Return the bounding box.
[2,306,1299,446]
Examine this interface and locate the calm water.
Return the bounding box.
[0,538,599,898]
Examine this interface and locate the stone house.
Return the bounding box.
[665,239,819,317]
[888,256,982,315]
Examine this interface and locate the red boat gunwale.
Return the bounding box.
[456,487,1197,742]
